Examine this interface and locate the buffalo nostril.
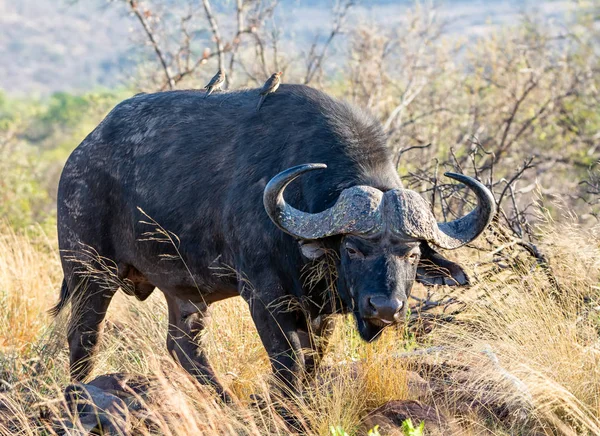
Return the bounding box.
[367,296,403,323]
[393,301,404,321]
[368,297,378,312]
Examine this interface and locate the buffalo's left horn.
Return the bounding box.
[433,172,496,249]
[386,173,496,249]
[263,164,384,240]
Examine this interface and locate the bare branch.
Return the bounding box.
[497,157,536,208]
[303,0,354,85]
[202,0,226,75]
[394,143,432,169]
[128,0,174,89]
[227,0,246,85]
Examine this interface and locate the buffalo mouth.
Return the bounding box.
[353,298,408,342]
[355,314,390,342]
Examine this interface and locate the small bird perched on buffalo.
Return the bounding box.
[256,72,282,112]
[204,69,225,98]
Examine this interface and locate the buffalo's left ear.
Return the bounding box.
[416,242,470,286]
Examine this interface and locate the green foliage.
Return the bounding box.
[40,92,91,127]
[401,419,425,436]
[0,150,53,229]
[329,425,382,436]
[330,425,350,436]
[367,425,382,436]
[0,88,126,230]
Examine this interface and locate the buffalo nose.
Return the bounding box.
[368,296,404,323]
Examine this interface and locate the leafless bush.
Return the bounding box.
[112,0,355,90]
[338,5,599,225]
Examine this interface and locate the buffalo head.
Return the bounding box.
[264,164,495,341]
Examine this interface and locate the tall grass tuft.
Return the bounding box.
[1,220,600,434]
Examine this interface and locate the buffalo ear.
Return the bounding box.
[417,242,470,286]
[299,241,327,259]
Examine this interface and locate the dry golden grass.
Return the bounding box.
[0,224,61,351]
[1,219,600,435]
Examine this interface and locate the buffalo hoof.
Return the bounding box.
[362,400,458,436]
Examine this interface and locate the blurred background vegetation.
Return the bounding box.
[0,90,128,229]
[1,0,598,234]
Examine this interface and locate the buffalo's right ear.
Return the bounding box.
[416,242,470,286]
[299,241,327,259]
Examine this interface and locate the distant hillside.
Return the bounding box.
[0,0,572,96]
[0,0,134,96]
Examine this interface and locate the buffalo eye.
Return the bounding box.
[345,242,364,259]
[407,251,420,265]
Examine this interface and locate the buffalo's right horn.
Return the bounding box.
[263,164,384,240]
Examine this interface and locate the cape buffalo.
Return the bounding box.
[51,84,495,398]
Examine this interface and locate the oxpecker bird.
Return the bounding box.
[204,69,225,98]
[256,72,282,112]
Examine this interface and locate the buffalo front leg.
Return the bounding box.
[243,282,305,395]
[68,279,116,382]
[299,316,336,377]
[165,296,228,400]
